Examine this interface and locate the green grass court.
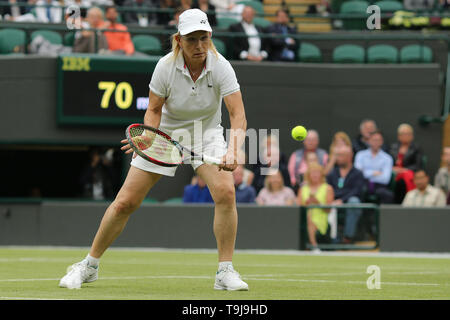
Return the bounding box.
[0,247,449,300]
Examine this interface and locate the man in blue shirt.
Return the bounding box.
[233,165,256,203]
[354,130,394,203]
[183,175,214,203]
[327,146,365,243]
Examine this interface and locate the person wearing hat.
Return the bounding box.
[59,9,249,291]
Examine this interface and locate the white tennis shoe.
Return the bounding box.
[214,265,249,291]
[59,260,98,289]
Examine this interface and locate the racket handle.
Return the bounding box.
[202,154,222,165]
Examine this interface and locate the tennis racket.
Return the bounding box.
[125,123,223,167]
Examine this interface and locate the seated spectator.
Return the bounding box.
[80,148,114,200]
[266,9,299,62]
[209,0,244,19]
[389,123,423,203]
[256,169,296,206]
[35,0,63,23]
[157,0,177,25]
[180,0,192,10]
[228,6,269,62]
[288,129,328,190]
[103,6,136,56]
[355,130,394,204]
[122,0,159,27]
[73,7,109,53]
[183,175,213,203]
[237,149,254,186]
[192,0,216,26]
[251,133,289,193]
[324,131,352,175]
[233,165,256,203]
[297,163,334,253]
[1,0,27,21]
[352,119,389,155]
[402,170,447,207]
[434,146,450,198]
[327,145,365,244]
[306,0,331,16]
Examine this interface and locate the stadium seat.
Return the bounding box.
[399,44,433,63]
[332,44,365,63]
[374,0,403,13]
[367,44,398,63]
[297,42,322,62]
[217,17,240,29]
[64,32,75,47]
[237,0,265,14]
[143,198,159,203]
[132,35,162,55]
[253,17,272,29]
[0,28,26,54]
[164,197,183,203]
[340,1,370,30]
[31,30,63,45]
[212,38,227,57]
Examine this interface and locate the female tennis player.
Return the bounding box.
[59,9,249,291]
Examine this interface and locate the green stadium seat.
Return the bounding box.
[64,32,75,47]
[237,0,264,14]
[143,198,159,203]
[212,38,227,57]
[400,44,432,63]
[332,44,365,63]
[31,30,63,45]
[253,17,272,29]
[340,1,370,30]
[298,42,322,62]
[217,17,240,29]
[132,35,162,55]
[374,0,403,12]
[367,44,398,63]
[164,197,183,203]
[0,28,26,54]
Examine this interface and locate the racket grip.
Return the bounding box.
[202,154,222,165]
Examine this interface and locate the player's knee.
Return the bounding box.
[112,197,140,215]
[213,185,235,206]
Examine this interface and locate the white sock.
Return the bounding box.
[218,261,233,271]
[85,254,99,268]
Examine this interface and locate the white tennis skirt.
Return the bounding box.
[130,133,228,177]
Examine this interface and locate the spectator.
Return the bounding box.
[209,0,244,19]
[288,129,328,189]
[324,131,352,175]
[306,0,330,16]
[183,175,214,203]
[434,146,450,197]
[402,170,447,207]
[157,0,177,25]
[192,0,216,26]
[73,7,109,53]
[233,165,256,203]
[103,6,136,56]
[327,145,365,243]
[80,148,115,200]
[252,133,289,193]
[1,0,27,21]
[389,123,423,203]
[167,5,184,27]
[35,0,63,23]
[122,0,159,27]
[256,169,296,205]
[266,9,299,62]
[352,119,389,154]
[237,149,254,186]
[180,0,191,10]
[228,6,269,62]
[355,130,394,204]
[297,163,334,253]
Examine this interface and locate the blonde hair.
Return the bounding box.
[170,31,219,60]
[304,162,326,185]
[397,123,414,134]
[263,169,283,192]
[329,131,352,154]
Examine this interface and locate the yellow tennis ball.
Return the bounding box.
[291,126,307,141]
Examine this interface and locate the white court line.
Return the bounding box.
[0,275,443,287]
[0,297,67,300]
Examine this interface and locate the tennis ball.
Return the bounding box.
[291,126,308,141]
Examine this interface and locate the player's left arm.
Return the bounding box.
[221,90,247,171]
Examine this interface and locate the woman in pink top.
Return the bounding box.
[256,169,296,205]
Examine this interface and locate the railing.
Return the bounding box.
[299,203,380,251]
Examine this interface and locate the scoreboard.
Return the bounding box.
[57,54,160,126]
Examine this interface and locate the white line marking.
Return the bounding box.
[0,297,67,300]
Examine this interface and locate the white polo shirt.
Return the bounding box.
[149,49,240,140]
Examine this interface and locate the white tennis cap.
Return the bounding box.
[178,9,212,36]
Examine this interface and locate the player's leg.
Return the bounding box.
[195,164,248,291]
[59,166,161,289]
